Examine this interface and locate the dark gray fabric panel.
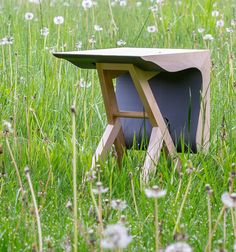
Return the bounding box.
[115,68,202,152]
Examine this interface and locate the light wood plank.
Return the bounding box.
[113,111,148,119]
[142,127,163,183]
[96,64,126,164]
[129,65,177,156]
[91,119,122,169]
[109,70,128,79]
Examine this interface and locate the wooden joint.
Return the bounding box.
[113,111,149,119]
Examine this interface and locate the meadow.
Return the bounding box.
[0,0,236,251]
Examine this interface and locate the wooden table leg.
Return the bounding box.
[142,127,164,183]
[91,118,122,170]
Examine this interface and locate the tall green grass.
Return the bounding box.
[0,0,235,251]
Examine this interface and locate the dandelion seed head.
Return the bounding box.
[119,0,127,7]
[0,37,7,46]
[111,199,127,211]
[77,78,91,88]
[231,19,236,26]
[145,185,167,198]
[75,41,82,50]
[94,24,103,31]
[92,181,109,194]
[0,36,14,45]
[136,1,142,7]
[147,25,157,33]
[111,0,117,7]
[117,39,126,46]
[149,5,158,12]
[40,27,49,36]
[165,242,192,252]
[88,35,96,45]
[197,28,205,33]
[29,0,41,4]
[3,120,13,134]
[25,12,34,21]
[63,1,70,7]
[101,223,132,249]
[66,200,72,210]
[216,19,224,28]
[53,16,64,25]
[221,192,236,208]
[226,27,233,33]
[82,0,93,9]
[203,34,214,41]
[212,10,219,17]
[24,166,30,174]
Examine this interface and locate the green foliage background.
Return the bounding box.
[0,0,235,251]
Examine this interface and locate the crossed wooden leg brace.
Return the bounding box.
[91,63,181,182]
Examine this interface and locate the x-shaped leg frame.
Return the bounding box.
[91,63,180,182]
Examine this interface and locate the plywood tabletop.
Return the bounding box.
[53,47,210,72]
[53,47,208,57]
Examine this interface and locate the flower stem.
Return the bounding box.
[130,172,139,217]
[207,194,212,252]
[155,198,159,252]
[5,137,24,194]
[71,105,78,252]
[205,206,226,251]
[25,167,43,252]
[173,174,193,235]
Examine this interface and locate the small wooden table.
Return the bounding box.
[53,48,211,182]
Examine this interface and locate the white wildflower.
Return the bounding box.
[136,1,142,7]
[116,39,126,46]
[212,10,219,17]
[231,19,236,26]
[86,169,96,182]
[203,34,214,41]
[119,0,127,7]
[94,24,103,31]
[197,28,205,33]
[111,0,117,7]
[226,27,233,33]
[29,0,41,3]
[63,1,70,7]
[216,19,224,28]
[145,185,166,198]
[165,242,192,252]
[88,35,96,45]
[101,223,132,249]
[147,25,157,33]
[66,200,72,209]
[3,120,13,134]
[75,41,82,50]
[0,37,7,45]
[92,182,108,194]
[40,27,49,36]
[0,36,13,46]
[82,0,93,9]
[221,192,236,208]
[25,12,34,21]
[77,78,91,88]
[53,16,64,25]
[111,199,127,211]
[149,5,158,12]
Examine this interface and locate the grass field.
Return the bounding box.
[0,0,236,251]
